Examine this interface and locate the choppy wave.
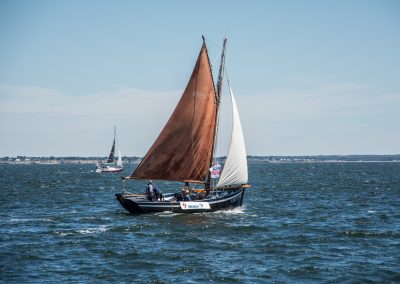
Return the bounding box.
[0,162,399,283]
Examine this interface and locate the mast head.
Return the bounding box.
[202,35,206,44]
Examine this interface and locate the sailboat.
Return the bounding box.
[116,36,250,213]
[99,126,124,173]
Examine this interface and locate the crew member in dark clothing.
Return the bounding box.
[154,187,163,201]
[146,180,154,201]
[179,188,191,201]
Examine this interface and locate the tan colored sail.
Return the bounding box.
[130,43,217,182]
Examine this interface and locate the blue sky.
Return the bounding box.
[0,0,399,156]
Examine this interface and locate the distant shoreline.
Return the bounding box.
[1,155,399,164]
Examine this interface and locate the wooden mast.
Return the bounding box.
[216,37,227,102]
[206,37,227,188]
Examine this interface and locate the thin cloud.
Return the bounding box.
[0,84,180,117]
[237,82,400,155]
[0,82,399,156]
[0,84,181,156]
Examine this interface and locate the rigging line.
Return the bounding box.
[211,38,227,188]
[204,39,222,77]
[203,38,220,68]
[211,66,225,189]
[211,50,222,70]
[225,65,232,90]
[213,111,221,189]
[204,38,219,48]
[214,70,224,188]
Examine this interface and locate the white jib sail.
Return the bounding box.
[217,85,248,187]
[117,150,123,167]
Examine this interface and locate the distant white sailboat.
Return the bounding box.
[99,127,124,173]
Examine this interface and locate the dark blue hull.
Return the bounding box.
[116,188,245,214]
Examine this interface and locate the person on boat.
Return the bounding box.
[153,187,163,201]
[179,188,191,201]
[183,181,190,191]
[198,191,207,200]
[146,180,154,201]
[190,190,199,200]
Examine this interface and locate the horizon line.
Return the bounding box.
[3,154,400,159]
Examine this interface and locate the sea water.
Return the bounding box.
[0,161,399,283]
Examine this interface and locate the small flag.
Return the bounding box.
[209,164,221,178]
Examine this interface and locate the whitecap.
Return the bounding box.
[212,207,246,215]
[54,231,74,237]
[10,218,54,223]
[77,226,110,235]
[154,212,182,217]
